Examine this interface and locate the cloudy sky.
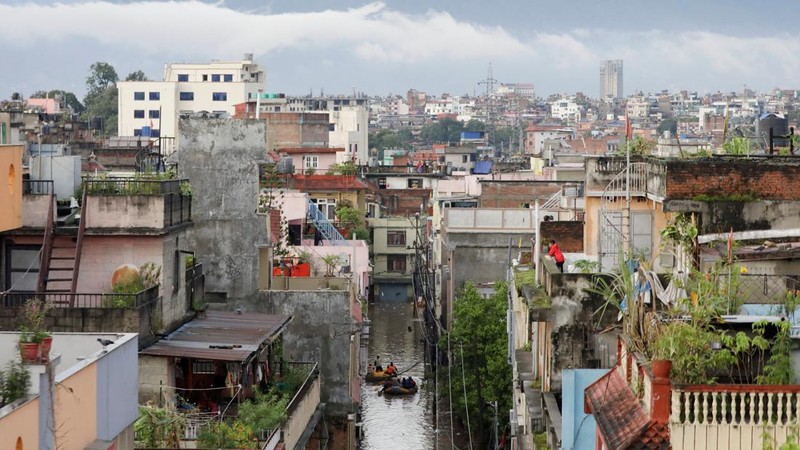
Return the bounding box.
[1,0,799,100]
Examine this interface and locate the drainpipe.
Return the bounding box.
[256,89,263,120]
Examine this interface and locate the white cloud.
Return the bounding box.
[1,1,800,95]
[0,1,531,62]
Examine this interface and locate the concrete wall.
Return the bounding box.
[243,290,358,418]
[540,269,618,392]
[666,200,800,234]
[0,144,22,232]
[21,193,53,228]
[179,118,267,302]
[138,355,172,405]
[0,397,40,450]
[86,196,166,229]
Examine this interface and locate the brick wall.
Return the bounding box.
[540,221,583,252]
[665,159,800,201]
[479,181,565,208]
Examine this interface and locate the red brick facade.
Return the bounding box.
[539,220,583,252]
[479,181,564,208]
[665,159,800,201]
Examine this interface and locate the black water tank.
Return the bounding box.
[756,113,789,147]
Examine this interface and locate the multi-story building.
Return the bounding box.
[599,59,624,101]
[117,54,265,139]
[550,97,582,121]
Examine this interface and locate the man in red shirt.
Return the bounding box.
[548,239,565,273]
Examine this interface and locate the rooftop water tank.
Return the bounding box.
[756,113,789,147]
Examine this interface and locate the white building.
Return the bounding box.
[425,99,454,116]
[329,105,369,164]
[117,54,265,139]
[550,98,582,121]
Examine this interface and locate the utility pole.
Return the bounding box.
[478,63,498,147]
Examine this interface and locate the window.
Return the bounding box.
[179,92,194,101]
[407,178,422,189]
[149,92,160,100]
[462,155,468,163]
[388,255,406,273]
[192,360,215,374]
[150,129,160,138]
[387,230,406,247]
[5,244,41,292]
[148,110,160,119]
[133,110,145,119]
[177,74,189,82]
[224,74,233,82]
[304,155,319,169]
[133,92,145,101]
[133,128,142,136]
[211,74,220,82]
[329,123,336,131]
[202,74,208,81]
[212,92,228,101]
[312,198,336,220]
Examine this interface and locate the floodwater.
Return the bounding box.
[359,300,435,450]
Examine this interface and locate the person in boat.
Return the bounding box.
[374,358,383,372]
[385,362,397,376]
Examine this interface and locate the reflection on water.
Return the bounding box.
[360,300,434,450]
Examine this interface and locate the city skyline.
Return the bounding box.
[1,1,800,100]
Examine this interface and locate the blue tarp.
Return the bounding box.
[473,161,493,174]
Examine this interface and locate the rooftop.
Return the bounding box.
[140,311,291,362]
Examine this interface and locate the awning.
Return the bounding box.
[140,311,292,362]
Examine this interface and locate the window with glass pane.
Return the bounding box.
[387,230,406,247]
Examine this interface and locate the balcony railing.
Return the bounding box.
[670,385,800,450]
[83,177,185,196]
[22,179,53,195]
[164,192,192,227]
[1,285,159,308]
[720,273,800,305]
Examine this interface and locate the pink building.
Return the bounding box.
[279,147,345,174]
[25,98,61,114]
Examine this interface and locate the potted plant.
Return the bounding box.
[292,250,312,277]
[320,254,344,277]
[19,299,52,362]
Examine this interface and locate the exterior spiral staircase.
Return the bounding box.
[598,162,648,272]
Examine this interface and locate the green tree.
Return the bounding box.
[83,62,120,136]
[30,89,85,114]
[419,117,463,144]
[490,126,515,151]
[657,118,678,136]
[463,118,486,132]
[443,282,512,448]
[125,70,149,81]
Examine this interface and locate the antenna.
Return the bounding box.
[478,63,499,149]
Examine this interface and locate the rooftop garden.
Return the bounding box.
[595,212,796,385]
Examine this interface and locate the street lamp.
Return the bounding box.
[486,400,498,450]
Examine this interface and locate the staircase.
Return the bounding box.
[306,199,347,246]
[135,146,165,173]
[36,188,87,305]
[597,162,648,272]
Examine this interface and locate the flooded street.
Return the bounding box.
[360,300,435,450]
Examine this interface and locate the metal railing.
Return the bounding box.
[164,192,192,226]
[284,362,320,416]
[1,284,159,308]
[22,179,53,195]
[719,273,800,305]
[83,177,186,196]
[306,199,347,246]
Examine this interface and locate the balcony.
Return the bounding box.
[83,177,192,232]
[670,385,800,450]
[0,285,161,349]
[177,362,322,450]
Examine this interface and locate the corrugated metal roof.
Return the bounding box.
[140,311,291,362]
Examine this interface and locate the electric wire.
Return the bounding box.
[460,341,474,450]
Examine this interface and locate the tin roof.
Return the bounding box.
[140,311,291,362]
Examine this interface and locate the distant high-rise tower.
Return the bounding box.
[599,60,623,100]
